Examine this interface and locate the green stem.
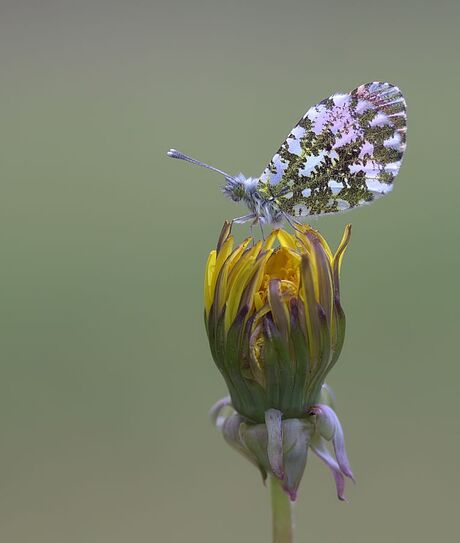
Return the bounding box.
[270,476,294,543]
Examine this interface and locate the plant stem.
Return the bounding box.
[270,476,294,543]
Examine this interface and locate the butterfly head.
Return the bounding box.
[222,174,257,202]
[222,175,283,225]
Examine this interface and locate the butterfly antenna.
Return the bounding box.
[167,149,237,181]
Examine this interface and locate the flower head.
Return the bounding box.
[205,221,351,422]
[206,222,354,500]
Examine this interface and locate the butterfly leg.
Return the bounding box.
[249,216,265,241]
[249,217,265,242]
[249,218,259,245]
[232,213,258,245]
[258,218,266,241]
[232,213,256,224]
[282,212,304,234]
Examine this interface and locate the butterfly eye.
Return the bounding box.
[223,178,246,202]
[232,184,246,201]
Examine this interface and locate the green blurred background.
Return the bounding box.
[1,1,459,541]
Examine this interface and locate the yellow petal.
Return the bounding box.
[299,226,334,263]
[251,302,272,332]
[227,240,263,293]
[263,247,301,285]
[263,229,279,251]
[276,229,297,250]
[227,238,252,275]
[333,224,352,277]
[216,221,232,252]
[204,250,217,316]
[225,249,270,333]
[214,238,251,314]
[210,235,234,301]
[268,279,291,338]
[238,251,273,317]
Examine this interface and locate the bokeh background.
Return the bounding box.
[1,1,459,541]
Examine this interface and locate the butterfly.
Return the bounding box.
[167,81,407,227]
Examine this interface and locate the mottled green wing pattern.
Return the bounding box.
[257,82,407,217]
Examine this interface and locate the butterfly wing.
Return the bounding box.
[257,82,407,217]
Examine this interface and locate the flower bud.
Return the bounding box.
[206,222,353,500]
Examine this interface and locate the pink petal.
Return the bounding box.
[265,408,285,480]
[309,404,354,481]
[311,435,346,501]
[209,396,232,429]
